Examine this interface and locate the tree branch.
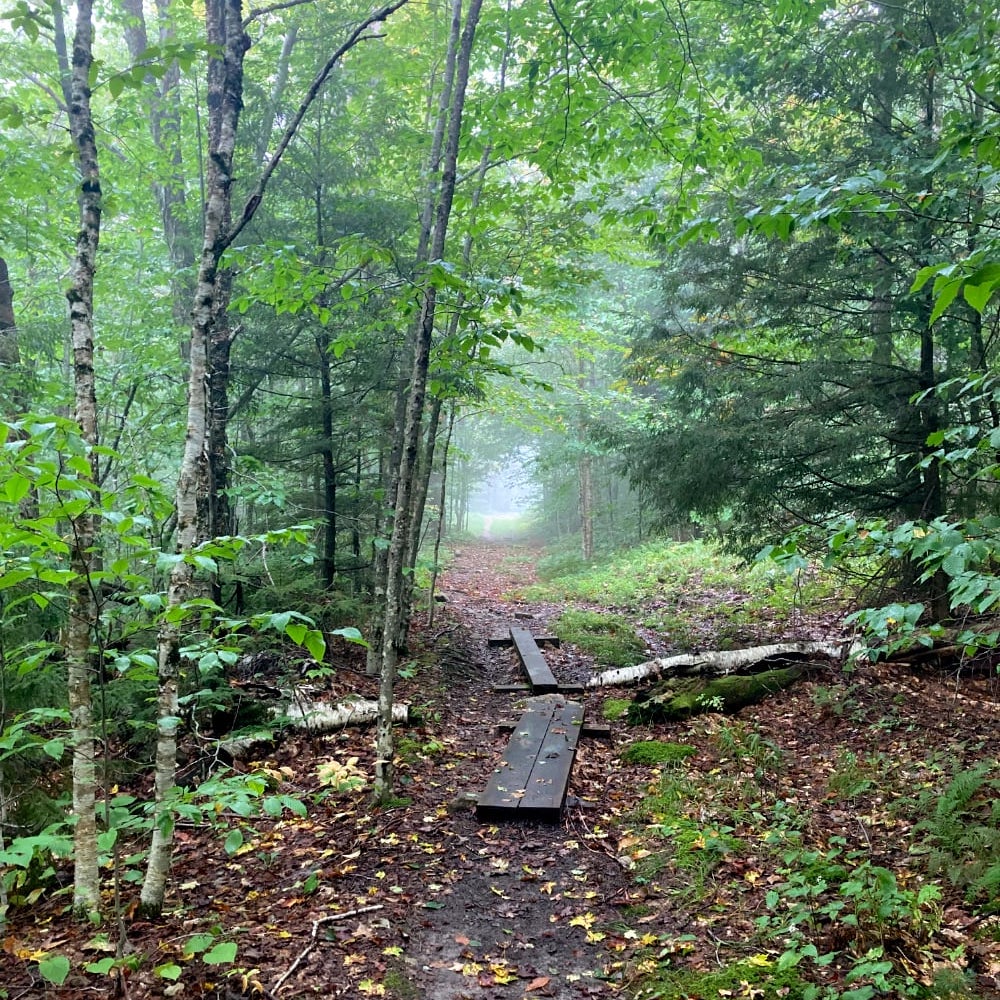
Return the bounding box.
[272,905,384,993]
[224,0,411,253]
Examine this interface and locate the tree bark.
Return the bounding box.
[64,0,103,920]
[141,0,413,914]
[141,0,249,916]
[579,452,594,561]
[373,0,484,802]
[0,259,29,418]
[427,403,456,626]
[318,330,337,589]
[628,667,805,724]
[366,0,462,676]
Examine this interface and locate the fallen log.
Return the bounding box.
[587,640,855,688]
[281,696,409,732]
[222,697,409,758]
[628,667,804,724]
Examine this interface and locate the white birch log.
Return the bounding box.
[221,698,410,758]
[587,640,859,689]
[282,697,409,732]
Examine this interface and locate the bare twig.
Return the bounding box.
[272,904,384,993]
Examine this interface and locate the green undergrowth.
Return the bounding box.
[551,608,647,666]
[602,698,630,721]
[619,716,1000,999]
[521,538,841,649]
[637,958,811,999]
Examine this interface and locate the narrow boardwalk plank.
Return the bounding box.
[477,696,584,823]
[510,626,560,693]
[488,633,560,648]
[517,699,584,821]
[477,698,558,818]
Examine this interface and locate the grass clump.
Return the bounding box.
[639,959,810,999]
[602,698,630,721]
[621,740,696,766]
[552,608,646,667]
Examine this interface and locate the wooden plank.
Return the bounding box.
[488,632,560,648]
[510,627,559,693]
[496,718,611,740]
[477,696,585,823]
[517,699,584,821]
[476,699,558,818]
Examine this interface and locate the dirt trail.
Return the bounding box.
[402,541,629,1000]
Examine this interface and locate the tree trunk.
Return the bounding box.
[579,453,594,561]
[373,0,484,802]
[64,0,103,920]
[628,667,805,724]
[396,393,443,647]
[141,0,248,916]
[427,403,456,627]
[318,330,337,589]
[141,0,412,913]
[119,0,196,323]
[366,0,461,675]
[0,260,14,357]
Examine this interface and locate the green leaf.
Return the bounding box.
[85,957,117,974]
[5,474,30,503]
[192,554,218,573]
[224,828,244,856]
[202,941,238,965]
[304,629,326,663]
[38,955,71,985]
[41,739,64,760]
[929,275,961,324]
[285,622,307,645]
[963,281,997,315]
[155,962,183,980]
[330,626,367,647]
[184,933,215,955]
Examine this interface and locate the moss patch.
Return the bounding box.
[552,609,646,667]
[643,959,810,999]
[628,667,803,724]
[621,740,697,766]
[602,698,630,721]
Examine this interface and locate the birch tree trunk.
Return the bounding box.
[140,0,413,915]
[373,0,484,803]
[141,0,248,915]
[366,0,462,676]
[64,0,103,919]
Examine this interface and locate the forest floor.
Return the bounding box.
[2,540,1000,999]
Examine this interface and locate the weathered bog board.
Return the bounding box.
[476,695,584,823]
[510,626,560,694]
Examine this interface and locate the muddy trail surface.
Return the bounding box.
[400,541,632,1000]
